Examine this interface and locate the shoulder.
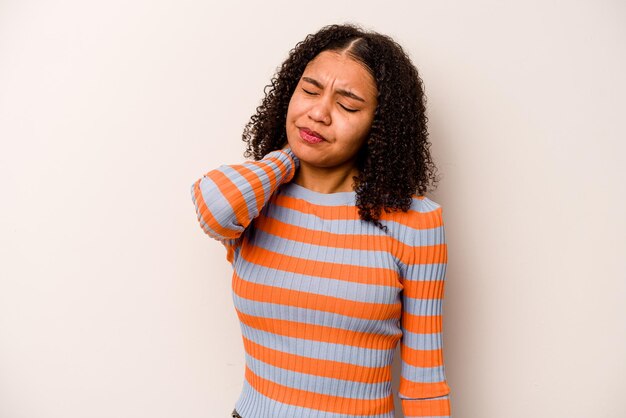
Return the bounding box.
[383,195,445,245]
[386,195,446,265]
[383,194,444,225]
[407,194,443,214]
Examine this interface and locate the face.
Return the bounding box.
[285,50,378,170]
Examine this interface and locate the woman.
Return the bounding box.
[191,23,452,418]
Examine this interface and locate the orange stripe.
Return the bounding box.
[398,241,446,266]
[403,277,445,299]
[275,194,433,230]
[193,154,291,245]
[399,378,450,399]
[388,205,443,230]
[255,214,394,252]
[230,165,267,218]
[400,343,444,368]
[275,194,357,220]
[402,312,442,334]
[223,240,238,265]
[192,179,240,239]
[263,155,291,181]
[254,155,291,188]
[401,393,451,417]
[400,241,447,267]
[237,311,398,350]
[229,155,290,215]
[276,150,297,182]
[206,170,250,231]
[198,155,289,239]
[241,244,400,287]
[233,271,401,321]
[242,336,391,383]
[256,212,442,284]
[245,365,395,415]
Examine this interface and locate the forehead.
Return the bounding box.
[302,51,377,94]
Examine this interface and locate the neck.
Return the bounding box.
[292,160,359,193]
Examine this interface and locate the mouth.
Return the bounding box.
[298,127,326,143]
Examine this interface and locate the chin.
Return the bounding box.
[290,140,319,155]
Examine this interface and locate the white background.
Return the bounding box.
[1,1,624,417]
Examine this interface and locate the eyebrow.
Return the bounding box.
[301,76,366,103]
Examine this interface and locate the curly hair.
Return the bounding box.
[241,22,441,232]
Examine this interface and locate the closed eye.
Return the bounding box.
[302,88,359,113]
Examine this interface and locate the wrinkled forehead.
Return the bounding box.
[301,52,378,97]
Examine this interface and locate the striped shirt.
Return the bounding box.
[190,147,452,417]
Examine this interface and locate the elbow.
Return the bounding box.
[190,180,243,241]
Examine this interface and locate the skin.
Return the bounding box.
[283,50,378,194]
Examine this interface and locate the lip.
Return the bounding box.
[299,127,326,141]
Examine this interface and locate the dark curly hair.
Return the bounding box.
[241,22,441,232]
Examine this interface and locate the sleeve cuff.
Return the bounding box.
[274,146,300,182]
[400,394,451,417]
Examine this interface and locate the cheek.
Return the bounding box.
[288,93,308,113]
[341,117,372,142]
[285,99,294,120]
[286,95,300,120]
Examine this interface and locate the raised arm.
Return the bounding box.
[397,202,452,417]
[190,146,299,263]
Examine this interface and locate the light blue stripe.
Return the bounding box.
[217,151,290,205]
[236,378,396,418]
[190,182,233,240]
[244,353,391,399]
[191,149,295,241]
[196,175,244,235]
[403,298,443,316]
[251,226,401,270]
[400,362,447,383]
[238,323,396,368]
[233,293,401,335]
[281,181,357,206]
[219,165,264,220]
[400,262,447,282]
[195,206,222,239]
[280,181,441,214]
[265,200,445,247]
[401,329,443,351]
[235,258,400,304]
[265,199,395,238]
[392,222,444,247]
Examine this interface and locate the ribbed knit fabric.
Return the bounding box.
[191,147,452,418]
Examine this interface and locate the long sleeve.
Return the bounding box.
[190,146,300,264]
[397,204,452,417]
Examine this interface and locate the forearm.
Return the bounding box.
[190,146,299,240]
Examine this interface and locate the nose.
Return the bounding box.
[307,94,332,125]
